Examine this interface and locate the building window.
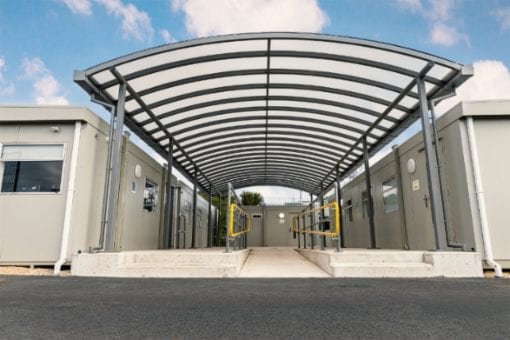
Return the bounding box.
[1,145,64,193]
[345,199,353,222]
[382,177,399,214]
[143,178,158,212]
[362,190,369,219]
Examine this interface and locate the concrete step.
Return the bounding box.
[119,251,239,267]
[332,262,433,278]
[296,248,483,278]
[71,249,250,278]
[329,250,425,264]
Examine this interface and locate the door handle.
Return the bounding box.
[423,194,429,208]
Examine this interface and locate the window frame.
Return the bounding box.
[0,143,66,195]
[143,177,159,213]
[382,176,399,214]
[345,199,353,222]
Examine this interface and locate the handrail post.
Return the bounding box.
[302,215,307,249]
[335,165,342,252]
[294,215,301,249]
[320,182,325,250]
[225,183,232,253]
[309,193,315,249]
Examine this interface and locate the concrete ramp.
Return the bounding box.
[239,247,330,278]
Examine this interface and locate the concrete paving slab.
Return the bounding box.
[239,247,330,277]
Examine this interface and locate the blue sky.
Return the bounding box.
[1,0,509,201]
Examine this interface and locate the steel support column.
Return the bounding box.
[192,166,198,248]
[363,136,376,249]
[104,82,127,252]
[163,138,174,249]
[417,77,448,250]
[217,194,222,247]
[207,184,213,247]
[320,182,325,250]
[309,193,315,249]
[335,165,343,252]
[225,183,232,253]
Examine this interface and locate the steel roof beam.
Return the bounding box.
[312,62,435,195]
[127,82,411,116]
[177,131,362,159]
[109,68,218,193]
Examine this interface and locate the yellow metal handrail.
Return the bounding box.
[292,201,341,238]
[229,203,251,238]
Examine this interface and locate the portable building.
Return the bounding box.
[0,106,214,266]
[340,100,510,268]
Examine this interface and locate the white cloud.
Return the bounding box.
[61,0,93,15]
[171,0,328,38]
[395,0,469,47]
[61,0,154,43]
[494,7,510,31]
[436,60,510,113]
[395,0,422,13]
[160,29,176,43]
[96,0,154,42]
[20,57,69,105]
[430,22,469,47]
[0,57,15,96]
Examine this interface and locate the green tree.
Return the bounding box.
[240,191,264,206]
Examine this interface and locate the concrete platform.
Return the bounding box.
[297,248,483,278]
[71,248,250,278]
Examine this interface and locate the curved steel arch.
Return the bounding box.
[182,148,338,171]
[178,131,361,160]
[182,141,345,164]
[194,155,348,177]
[75,32,470,196]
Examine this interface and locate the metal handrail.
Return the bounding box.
[292,201,342,251]
[229,203,252,238]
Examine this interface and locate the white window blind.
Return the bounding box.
[1,145,64,161]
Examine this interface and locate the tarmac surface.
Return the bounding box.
[0,276,509,339]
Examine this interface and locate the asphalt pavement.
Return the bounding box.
[0,276,509,339]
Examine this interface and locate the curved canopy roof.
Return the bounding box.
[75,32,471,195]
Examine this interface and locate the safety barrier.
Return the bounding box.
[292,201,342,252]
[229,203,251,238]
[224,182,251,253]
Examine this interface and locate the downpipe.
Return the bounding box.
[54,122,82,275]
[466,117,503,277]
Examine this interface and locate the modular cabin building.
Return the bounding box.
[0,106,214,266]
[340,100,510,268]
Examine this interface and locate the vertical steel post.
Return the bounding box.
[297,216,301,249]
[320,183,325,250]
[302,215,307,249]
[192,166,197,248]
[98,107,115,250]
[217,194,222,247]
[104,82,127,252]
[335,165,342,252]
[417,77,447,250]
[225,183,232,253]
[363,137,376,249]
[163,139,174,249]
[336,165,345,249]
[310,193,315,249]
[207,184,212,248]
